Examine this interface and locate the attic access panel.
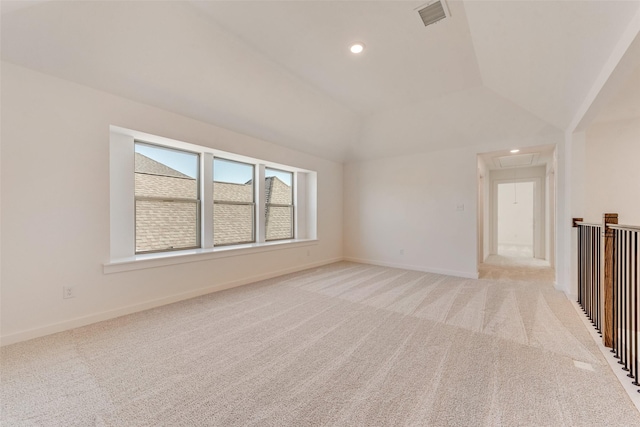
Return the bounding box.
[497,153,536,168]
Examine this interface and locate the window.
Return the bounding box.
[134,142,200,253]
[108,126,317,270]
[213,158,255,246]
[265,168,293,241]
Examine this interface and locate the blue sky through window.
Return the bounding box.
[135,143,292,187]
[214,158,253,184]
[135,143,198,178]
[266,168,292,186]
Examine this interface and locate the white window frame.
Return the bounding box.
[106,126,317,274]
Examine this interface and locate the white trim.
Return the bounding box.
[295,172,306,239]
[111,125,311,173]
[2,256,341,347]
[109,132,135,259]
[256,164,266,243]
[104,239,318,274]
[201,152,214,249]
[343,257,479,279]
[306,172,318,240]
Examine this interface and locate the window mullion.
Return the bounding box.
[202,153,214,249]
[256,164,266,243]
[294,172,303,239]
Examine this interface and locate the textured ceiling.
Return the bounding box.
[2,1,639,162]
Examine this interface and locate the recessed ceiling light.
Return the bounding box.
[350,43,365,54]
[510,149,520,153]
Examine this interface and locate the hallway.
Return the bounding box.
[479,254,555,283]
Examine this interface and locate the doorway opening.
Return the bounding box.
[497,181,534,258]
[476,145,557,283]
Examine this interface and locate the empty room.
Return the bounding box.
[2,1,640,425]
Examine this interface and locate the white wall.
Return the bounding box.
[343,147,479,278]
[554,131,589,297]
[585,117,640,225]
[497,182,534,248]
[546,154,556,268]
[0,62,344,344]
[555,135,574,294]
[476,157,489,264]
[482,160,491,262]
[563,117,640,299]
[489,166,547,259]
[342,131,565,279]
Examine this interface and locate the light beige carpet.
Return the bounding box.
[2,261,639,426]
[479,254,556,283]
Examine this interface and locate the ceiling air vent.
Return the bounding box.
[417,1,450,27]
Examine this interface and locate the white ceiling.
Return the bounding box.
[2,1,639,162]
[593,65,640,125]
[191,0,483,115]
[478,144,555,172]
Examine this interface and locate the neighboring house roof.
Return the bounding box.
[134,154,198,252]
[213,181,254,245]
[135,199,198,252]
[135,154,293,251]
[264,176,293,240]
[213,181,253,203]
[265,176,292,205]
[135,153,197,200]
[135,152,192,179]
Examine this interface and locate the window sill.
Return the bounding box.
[104,239,318,274]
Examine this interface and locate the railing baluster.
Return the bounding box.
[632,233,640,392]
[622,230,629,370]
[592,226,596,326]
[597,224,601,333]
[625,231,635,378]
[614,229,619,358]
[571,220,640,390]
[575,223,605,335]
[635,231,639,388]
[578,225,584,310]
[619,231,627,365]
[586,227,594,325]
[627,230,631,371]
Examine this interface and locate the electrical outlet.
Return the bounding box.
[399,249,405,255]
[63,286,76,299]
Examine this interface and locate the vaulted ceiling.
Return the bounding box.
[2,1,639,162]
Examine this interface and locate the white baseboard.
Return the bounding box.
[0,257,343,347]
[343,257,479,279]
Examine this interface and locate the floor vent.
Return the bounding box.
[417,1,450,27]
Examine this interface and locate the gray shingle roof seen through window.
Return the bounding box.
[134,152,294,249]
